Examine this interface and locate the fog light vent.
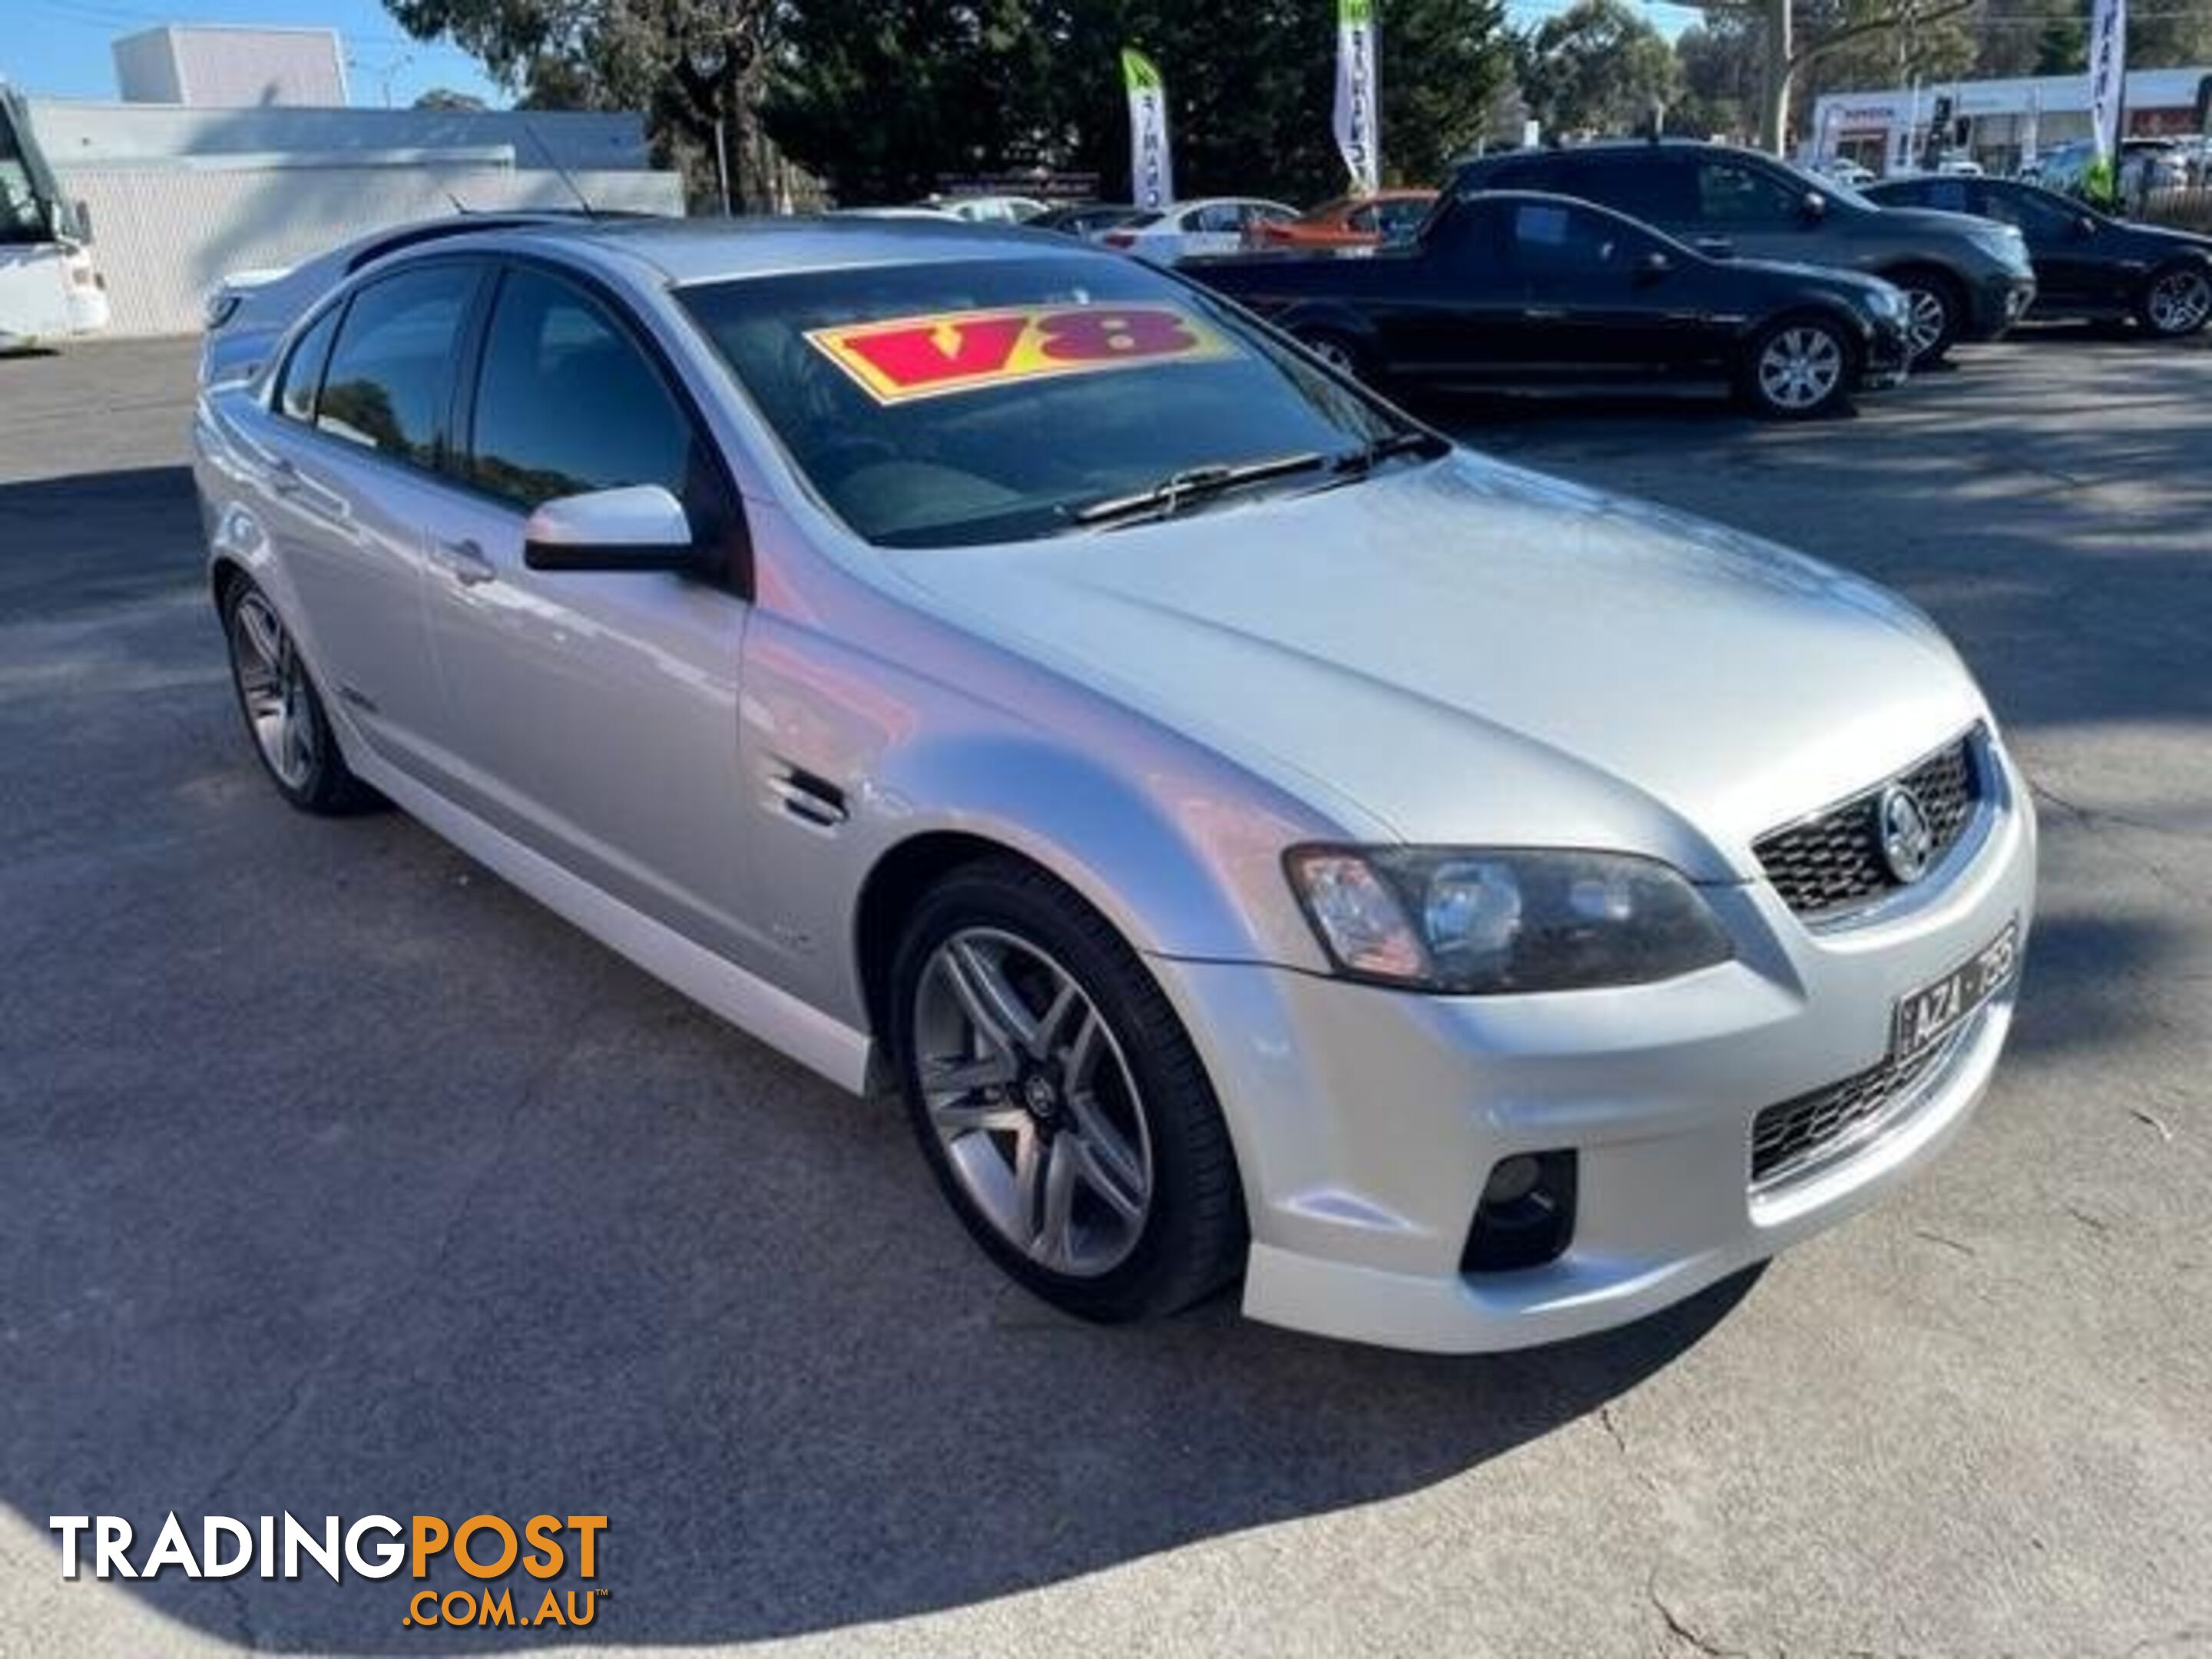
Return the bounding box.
[1461,1150,1578,1273]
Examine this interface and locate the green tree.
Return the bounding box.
[1674,17,1763,139]
[382,0,781,204]
[1516,0,1680,139]
[765,0,1509,207]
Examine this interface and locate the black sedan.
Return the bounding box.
[1866,174,2212,339]
[1184,190,1915,419]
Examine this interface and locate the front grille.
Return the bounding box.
[1753,734,1981,920]
[1750,1019,1974,1186]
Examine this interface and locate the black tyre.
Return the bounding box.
[1740,313,1856,419]
[220,576,379,815]
[2137,260,2212,339]
[887,856,1246,1323]
[1889,270,1964,365]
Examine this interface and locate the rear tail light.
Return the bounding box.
[1103,230,1136,249]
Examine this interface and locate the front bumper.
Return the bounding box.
[1860,320,1913,389]
[1151,740,2038,1353]
[1965,272,2038,340]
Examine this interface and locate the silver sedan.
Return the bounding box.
[192,217,2037,1352]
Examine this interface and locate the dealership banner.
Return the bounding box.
[1121,48,1174,211]
[2088,0,2127,160]
[1332,0,1380,194]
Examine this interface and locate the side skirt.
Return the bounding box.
[349,745,876,1096]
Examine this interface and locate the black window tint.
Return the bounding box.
[1921,178,1974,214]
[1193,204,1242,233]
[1375,200,1429,239]
[316,265,476,466]
[1695,159,1803,227]
[1982,185,2077,236]
[276,306,341,424]
[1572,154,1688,221]
[1874,180,1932,207]
[470,266,694,511]
[1505,202,1637,277]
[1345,204,1378,234]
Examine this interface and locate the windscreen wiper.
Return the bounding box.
[1326,429,1450,477]
[1070,451,1330,527]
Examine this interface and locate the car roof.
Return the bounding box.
[487,213,1098,284]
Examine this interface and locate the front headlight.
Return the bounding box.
[1284,846,1734,995]
[204,290,242,330]
[1869,285,1910,321]
[1968,225,2031,272]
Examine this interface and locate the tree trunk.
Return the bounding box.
[1758,0,1793,153]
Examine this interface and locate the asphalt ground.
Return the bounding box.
[2,333,2207,1658]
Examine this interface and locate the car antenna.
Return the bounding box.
[516,111,598,217]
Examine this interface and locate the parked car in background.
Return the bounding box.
[1187,190,1913,419]
[1249,189,1437,250]
[1867,173,2212,338]
[933,194,1050,224]
[1452,140,2036,363]
[1100,197,1300,261]
[198,209,633,387]
[1813,157,1876,187]
[1028,201,1147,240]
[0,80,108,349]
[193,214,2035,1352]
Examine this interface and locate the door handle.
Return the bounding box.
[1522,306,1568,320]
[269,457,304,497]
[432,537,496,587]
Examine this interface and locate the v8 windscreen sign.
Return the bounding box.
[805,303,1237,405]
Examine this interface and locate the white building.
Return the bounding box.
[112,25,348,109]
[1807,66,2212,176]
[25,98,684,335]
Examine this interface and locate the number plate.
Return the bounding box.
[1892,920,2018,1065]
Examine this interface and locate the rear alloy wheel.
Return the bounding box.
[221,578,377,815]
[1745,317,1853,419]
[2139,263,2212,338]
[889,858,1245,1323]
[1892,274,1962,364]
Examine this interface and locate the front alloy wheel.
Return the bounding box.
[1896,279,1959,363]
[1750,320,1850,418]
[913,928,1153,1276]
[2141,263,2212,338]
[889,858,1246,1323]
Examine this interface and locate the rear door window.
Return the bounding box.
[314,263,482,469]
[1571,154,1693,224]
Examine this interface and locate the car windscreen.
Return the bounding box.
[677,256,1409,548]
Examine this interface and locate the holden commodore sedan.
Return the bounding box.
[192,217,2036,1353]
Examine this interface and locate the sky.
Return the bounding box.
[3,0,505,107]
[3,0,1703,110]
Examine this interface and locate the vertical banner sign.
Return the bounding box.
[2020,88,2041,168]
[1121,48,1174,212]
[2088,0,2127,161]
[1333,0,1381,194]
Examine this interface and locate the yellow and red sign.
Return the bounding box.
[806,303,1237,405]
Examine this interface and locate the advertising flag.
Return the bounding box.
[1121,48,1174,211]
[1332,0,1381,194]
[2088,0,2127,161]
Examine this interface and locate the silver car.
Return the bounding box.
[192,218,2037,1353]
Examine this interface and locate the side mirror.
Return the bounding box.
[1634,249,1674,281]
[523,484,696,574]
[1801,190,1828,221]
[2075,214,2098,238]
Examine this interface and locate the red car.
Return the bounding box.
[1248,190,1437,250]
